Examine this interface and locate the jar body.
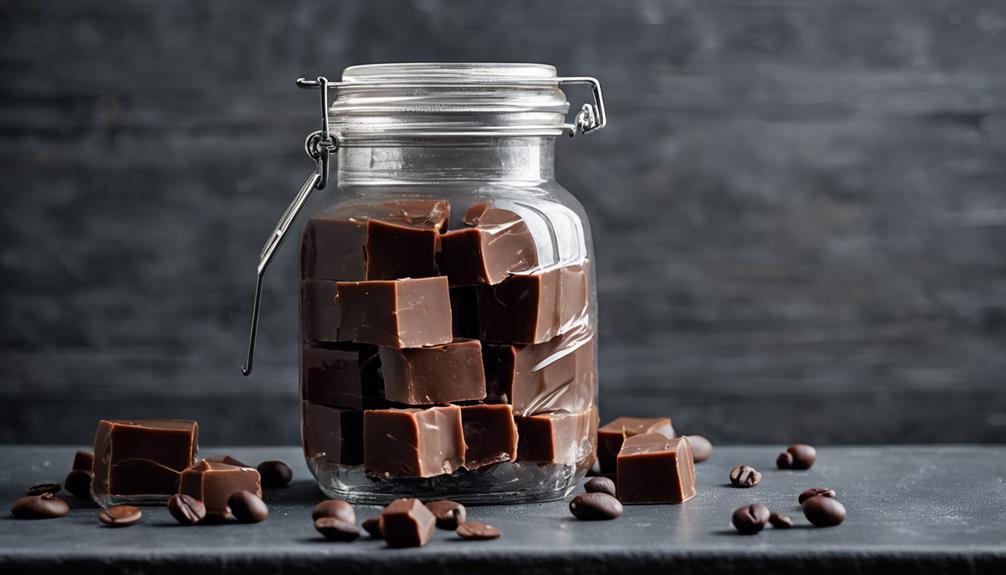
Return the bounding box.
[299,137,598,504]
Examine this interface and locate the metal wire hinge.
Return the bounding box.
[558,77,607,137]
[241,76,339,376]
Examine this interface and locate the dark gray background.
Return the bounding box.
[2,0,1004,445]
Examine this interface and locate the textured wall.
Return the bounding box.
[2,0,1004,445]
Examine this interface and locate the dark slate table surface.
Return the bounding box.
[1,445,1004,574]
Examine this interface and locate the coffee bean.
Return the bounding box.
[99,505,142,527]
[425,500,466,530]
[728,465,761,488]
[456,521,501,540]
[731,503,770,535]
[776,451,794,469]
[257,460,293,488]
[769,512,793,528]
[361,517,383,538]
[312,499,355,523]
[798,487,837,505]
[584,476,616,497]
[11,493,70,519]
[569,492,622,520]
[26,483,62,496]
[803,495,845,527]
[227,490,268,523]
[314,517,360,542]
[787,444,817,470]
[64,469,93,501]
[168,494,206,525]
[686,435,713,463]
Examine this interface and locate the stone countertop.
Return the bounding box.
[1,445,1004,574]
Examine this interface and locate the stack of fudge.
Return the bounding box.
[300,199,598,479]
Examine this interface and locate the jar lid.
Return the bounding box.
[320,62,605,142]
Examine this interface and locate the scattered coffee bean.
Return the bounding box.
[25,483,62,496]
[11,493,70,519]
[569,492,622,520]
[457,521,501,540]
[803,495,846,527]
[64,469,93,501]
[168,494,206,525]
[361,517,383,538]
[731,503,770,535]
[257,460,293,488]
[426,500,466,530]
[584,476,617,497]
[314,517,360,542]
[312,499,355,523]
[728,465,761,488]
[776,451,794,469]
[686,435,713,463]
[227,490,268,523]
[798,487,837,505]
[769,512,793,528]
[99,505,142,527]
[786,444,817,470]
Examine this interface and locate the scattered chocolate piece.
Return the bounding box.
[336,277,453,349]
[769,512,794,528]
[460,404,518,469]
[686,435,713,463]
[99,505,142,527]
[204,455,251,468]
[456,521,502,540]
[776,451,794,469]
[167,494,206,525]
[314,517,360,542]
[361,517,383,538]
[364,405,466,479]
[11,493,69,519]
[426,500,467,530]
[179,460,262,518]
[25,483,62,496]
[91,419,198,501]
[64,469,93,501]
[731,503,770,535]
[786,444,817,470]
[380,498,436,548]
[257,460,293,488]
[227,490,268,524]
[312,500,356,523]
[584,476,616,497]
[798,487,837,505]
[728,465,762,488]
[379,338,487,405]
[597,416,675,474]
[803,495,846,527]
[616,434,696,504]
[569,492,623,520]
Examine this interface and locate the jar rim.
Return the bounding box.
[341,62,559,84]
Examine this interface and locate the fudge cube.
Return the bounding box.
[179,460,262,517]
[616,433,696,504]
[597,416,675,474]
[379,338,486,405]
[301,344,385,409]
[337,277,453,348]
[478,263,589,344]
[460,404,519,469]
[380,498,436,548]
[514,409,596,465]
[439,205,538,286]
[91,419,198,501]
[301,280,342,342]
[364,406,466,479]
[302,402,364,466]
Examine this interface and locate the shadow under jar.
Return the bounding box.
[255,63,606,505]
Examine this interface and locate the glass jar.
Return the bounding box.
[243,63,607,504]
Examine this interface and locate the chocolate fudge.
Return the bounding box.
[482,328,595,415]
[380,498,436,548]
[478,263,589,344]
[379,339,486,405]
[597,416,676,474]
[302,402,364,466]
[514,409,596,465]
[439,205,539,286]
[364,405,466,479]
[301,280,342,342]
[460,404,519,469]
[301,344,384,409]
[91,419,198,500]
[336,277,453,348]
[616,434,696,504]
[301,199,450,281]
[179,460,262,517]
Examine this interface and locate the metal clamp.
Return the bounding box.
[558,77,607,137]
[241,77,339,376]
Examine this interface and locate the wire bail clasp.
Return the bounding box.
[557,77,607,137]
[240,76,339,376]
